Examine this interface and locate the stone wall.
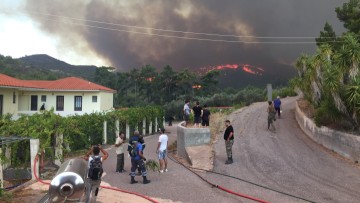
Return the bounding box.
[177,122,211,161]
[295,101,360,162]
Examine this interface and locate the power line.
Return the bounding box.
[2,9,343,44]
[23,10,329,39]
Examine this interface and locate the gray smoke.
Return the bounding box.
[22,0,347,71]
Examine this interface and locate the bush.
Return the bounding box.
[314,100,342,127]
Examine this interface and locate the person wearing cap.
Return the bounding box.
[224,120,234,164]
[156,128,169,173]
[273,96,282,118]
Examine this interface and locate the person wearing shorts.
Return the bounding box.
[192,101,202,128]
[183,100,191,127]
[156,128,168,173]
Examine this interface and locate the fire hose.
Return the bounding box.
[167,153,269,203]
[34,154,159,203]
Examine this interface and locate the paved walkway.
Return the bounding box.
[101,123,242,203]
[30,96,360,203]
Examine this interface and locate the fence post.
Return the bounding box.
[155,117,158,133]
[115,119,120,137]
[149,120,153,134]
[267,84,272,101]
[143,118,146,135]
[4,146,11,169]
[0,148,3,188]
[126,121,130,140]
[103,121,107,144]
[55,133,63,167]
[30,139,39,180]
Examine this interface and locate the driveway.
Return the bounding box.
[101,96,360,203]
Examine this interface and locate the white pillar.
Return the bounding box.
[155,117,158,133]
[163,116,166,128]
[4,146,11,169]
[103,121,107,144]
[0,148,3,188]
[126,121,130,140]
[30,139,39,180]
[55,133,63,167]
[142,118,146,135]
[149,121,153,134]
[267,84,273,101]
[115,119,120,137]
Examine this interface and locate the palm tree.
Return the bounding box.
[323,64,356,128]
[345,77,360,129]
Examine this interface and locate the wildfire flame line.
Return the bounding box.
[200,64,264,75]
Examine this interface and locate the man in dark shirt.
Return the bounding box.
[201,104,211,127]
[223,120,234,164]
[192,101,202,128]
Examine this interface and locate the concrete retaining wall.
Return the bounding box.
[295,101,360,162]
[177,122,211,160]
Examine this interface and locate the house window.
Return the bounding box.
[56,96,64,111]
[41,95,46,102]
[92,96,97,103]
[31,95,38,111]
[13,92,16,104]
[74,96,82,111]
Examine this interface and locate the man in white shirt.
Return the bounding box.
[114,132,126,173]
[156,128,168,173]
[183,100,191,127]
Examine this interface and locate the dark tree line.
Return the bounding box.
[94,65,221,107]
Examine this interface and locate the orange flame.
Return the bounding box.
[201,64,264,75]
[192,85,202,89]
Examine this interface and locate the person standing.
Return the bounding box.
[114,132,126,173]
[192,101,202,128]
[201,104,211,127]
[129,139,150,184]
[224,120,234,164]
[156,128,168,173]
[267,101,276,131]
[84,144,109,203]
[183,100,191,127]
[273,96,282,118]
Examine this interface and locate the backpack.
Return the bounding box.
[88,156,103,180]
[129,141,138,157]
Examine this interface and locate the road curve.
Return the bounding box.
[101,96,360,203]
[211,96,360,203]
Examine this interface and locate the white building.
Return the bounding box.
[0,73,115,118]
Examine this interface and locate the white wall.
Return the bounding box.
[7,89,113,117]
[99,92,114,111]
[1,88,19,115]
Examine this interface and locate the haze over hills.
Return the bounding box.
[14,54,296,88]
[19,54,97,80]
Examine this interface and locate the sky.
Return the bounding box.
[0,0,348,72]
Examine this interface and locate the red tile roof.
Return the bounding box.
[0,74,115,92]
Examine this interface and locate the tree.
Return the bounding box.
[315,22,338,47]
[335,0,360,34]
[158,65,178,103]
[200,70,220,96]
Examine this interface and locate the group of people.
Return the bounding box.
[114,129,169,184]
[83,128,168,202]
[183,100,211,127]
[267,96,282,131]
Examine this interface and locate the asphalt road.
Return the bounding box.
[101,96,360,203]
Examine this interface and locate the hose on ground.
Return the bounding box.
[167,153,269,203]
[187,165,315,203]
[34,154,159,203]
